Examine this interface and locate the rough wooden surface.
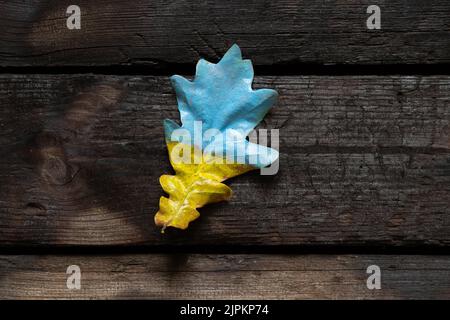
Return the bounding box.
[0,74,448,247]
[0,254,448,299]
[1,0,450,67]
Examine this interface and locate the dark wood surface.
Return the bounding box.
[0,75,449,247]
[1,254,449,299]
[0,0,449,300]
[1,0,450,67]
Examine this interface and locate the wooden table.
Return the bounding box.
[0,0,449,299]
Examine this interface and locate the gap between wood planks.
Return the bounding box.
[1,244,450,255]
[2,64,450,76]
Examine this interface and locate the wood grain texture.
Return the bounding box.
[0,254,449,299]
[1,0,450,66]
[0,74,449,247]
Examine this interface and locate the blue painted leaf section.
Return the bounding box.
[164,44,279,168]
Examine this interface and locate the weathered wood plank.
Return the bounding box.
[0,254,449,299]
[1,0,450,66]
[0,75,449,247]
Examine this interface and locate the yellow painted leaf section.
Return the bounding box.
[154,142,255,231]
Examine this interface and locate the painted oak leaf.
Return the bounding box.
[155,44,278,232]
